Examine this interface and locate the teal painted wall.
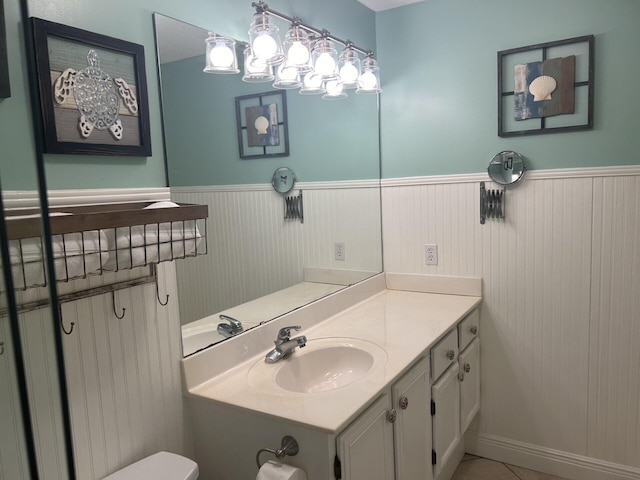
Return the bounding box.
[161,55,379,186]
[377,0,640,178]
[1,0,376,190]
[0,0,39,190]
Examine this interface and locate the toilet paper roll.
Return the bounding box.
[256,460,307,480]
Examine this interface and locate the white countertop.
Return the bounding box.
[186,285,481,434]
[182,281,345,355]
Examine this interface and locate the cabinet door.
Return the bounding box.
[392,357,432,480]
[459,337,480,433]
[431,362,460,478]
[336,393,395,480]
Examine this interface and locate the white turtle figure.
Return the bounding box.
[53,49,138,140]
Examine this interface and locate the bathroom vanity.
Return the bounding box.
[181,273,481,480]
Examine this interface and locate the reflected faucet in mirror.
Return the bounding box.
[217,314,243,338]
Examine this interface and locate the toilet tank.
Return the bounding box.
[102,452,198,480]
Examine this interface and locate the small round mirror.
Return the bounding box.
[488,151,526,186]
[271,167,296,194]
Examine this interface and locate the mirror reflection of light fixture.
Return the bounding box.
[356,54,382,94]
[203,32,240,74]
[272,63,301,89]
[242,45,274,83]
[248,10,285,66]
[322,80,347,100]
[338,44,361,89]
[299,72,326,95]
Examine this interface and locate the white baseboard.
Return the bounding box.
[465,432,640,480]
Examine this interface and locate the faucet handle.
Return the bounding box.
[278,325,301,339]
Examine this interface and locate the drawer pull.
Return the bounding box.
[463,363,471,373]
[399,396,409,410]
[470,325,478,335]
[446,349,456,361]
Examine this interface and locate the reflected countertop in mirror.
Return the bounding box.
[153,13,382,356]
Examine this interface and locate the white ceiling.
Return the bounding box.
[357,0,425,11]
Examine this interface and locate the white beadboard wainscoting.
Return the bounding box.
[3,188,193,480]
[59,262,188,480]
[382,168,640,480]
[171,181,382,325]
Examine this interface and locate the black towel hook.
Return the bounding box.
[112,291,126,319]
[156,278,169,306]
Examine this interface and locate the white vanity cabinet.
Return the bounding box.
[337,356,432,480]
[431,308,480,480]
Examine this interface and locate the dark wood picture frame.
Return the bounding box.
[31,17,152,156]
[498,35,594,137]
[235,90,289,159]
[0,0,10,98]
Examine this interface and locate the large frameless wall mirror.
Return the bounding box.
[0,0,74,477]
[154,13,382,356]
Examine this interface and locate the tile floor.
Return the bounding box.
[451,454,569,480]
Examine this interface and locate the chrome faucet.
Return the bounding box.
[265,326,307,363]
[217,314,243,338]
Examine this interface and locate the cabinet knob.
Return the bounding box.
[446,349,456,360]
[387,409,397,423]
[470,325,478,335]
[399,396,409,410]
[463,363,471,373]
[458,372,465,382]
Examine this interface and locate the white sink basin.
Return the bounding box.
[248,337,387,394]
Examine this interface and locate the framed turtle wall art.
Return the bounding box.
[31,18,152,155]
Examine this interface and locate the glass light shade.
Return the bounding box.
[299,72,326,95]
[203,33,240,74]
[283,25,312,73]
[338,47,361,89]
[311,38,339,81]
[356,55,382,94]
[248,12,285,65]
[322,80,347,100]
[273,63,301,89]
[242,46,274,83]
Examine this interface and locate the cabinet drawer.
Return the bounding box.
[458,308,479,351]
[431,329,458,381]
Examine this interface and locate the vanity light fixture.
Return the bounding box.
[356,53,381,94]
[203,32,240,74]
[282,21,312,73]
[338,44,361,89]
[247,1,382,97]
[248,6,285,65]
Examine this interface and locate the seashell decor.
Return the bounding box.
[529,75,557,101]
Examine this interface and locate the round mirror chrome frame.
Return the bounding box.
[487,150,526,187]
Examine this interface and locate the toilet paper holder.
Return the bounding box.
[256,435,300,469]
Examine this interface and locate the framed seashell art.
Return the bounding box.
[497,35,594,137]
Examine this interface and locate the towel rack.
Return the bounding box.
[256,435,300,469]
